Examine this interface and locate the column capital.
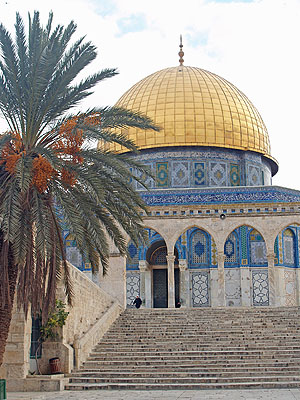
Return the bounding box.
[138,260,149,272]
[178,258,188,271]
[166,254,176,264]
[217,253,226,265]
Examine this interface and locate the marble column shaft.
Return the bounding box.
[178,259,188,307]
[139,261,150,308]
[267,253,275,306]
[217,253,226,307]
[166,254,176,308]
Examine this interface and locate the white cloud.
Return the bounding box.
[0,0,300,189]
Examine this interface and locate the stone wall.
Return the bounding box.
[37,262,123,375]
[58,263,117,344]
[1,262,123,391]
[0,304,32,391]
[100,253,126,306]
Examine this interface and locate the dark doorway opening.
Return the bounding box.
[153,269,167,308]
[153,268,180,308]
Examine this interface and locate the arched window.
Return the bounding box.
[249,229,267,266]
[283,228,296,266]
[127,241,139,269]
[150,246,167,265]
[65,233,83,269]
[224,232,238,266]
[189,229,209,267]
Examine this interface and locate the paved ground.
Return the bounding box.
[6,389,300,400]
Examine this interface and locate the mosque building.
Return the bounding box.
[4,40,300,391]
[65,40,300,310]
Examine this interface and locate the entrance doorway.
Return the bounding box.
[146,239,180,308]
[153,269,167,308]
[152,268,180,308]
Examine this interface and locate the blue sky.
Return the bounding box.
[0,0,300,189]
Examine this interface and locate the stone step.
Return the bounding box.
[79,366,300,374]
[88,347,300,358]
[71,369,300,378]
[66,307,300,391]
[65,381,300,391]
[97,338,300,344]
[68,374,300,383]
[83,358,300,367]
[76,364,300,374]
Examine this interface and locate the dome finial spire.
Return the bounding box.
[178,34,184,66]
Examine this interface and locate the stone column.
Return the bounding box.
[276,267,285,307]
[139,260,151,308]
[267,253,276,306]
[241,267,251,306]
[217,253,226,307]
[166,254,176,308]
[178,259,188,307]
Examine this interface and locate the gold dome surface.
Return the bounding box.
[111,66,274,163]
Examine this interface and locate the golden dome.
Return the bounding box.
[111,65,276,167]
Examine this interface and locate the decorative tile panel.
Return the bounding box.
[210,162,227,186]
[136,164,153,190]
[224,232,238,264]
[141,186,300,207]
[191,271,210,307]
[156,162,169,187]
[191,230,208,265]
[298,229,300,266]
[274,237,279,266]
[240,226,248,261]
[194,162,206,186]
[278,233,283,264]
[225,269,241,306]
[248,165,260,186]
[127,241,139,270]
[211,239,218,266]
[283,229,295,266]
[126,272,140,308]
[250,242,267,265]
[284,236,295,265]
[230,164,240,186]
[66,246,83,269]
[172,161,190,187]
[252,270,269,306]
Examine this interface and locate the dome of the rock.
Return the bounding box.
[110,65,277,173]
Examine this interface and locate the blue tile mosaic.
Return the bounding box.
[156,162,168,187]
[140,186,300,206]
[210,162,227,186]
[172,161,190,187]
[194,162,206,186]
[230,164,240,186]
[132,147,272,190]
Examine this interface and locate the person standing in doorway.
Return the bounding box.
[133,296,142,309]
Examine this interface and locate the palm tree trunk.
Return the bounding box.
[0,244,18,368]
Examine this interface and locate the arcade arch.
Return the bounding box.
[124,223,300,309]
[223,225,268,307]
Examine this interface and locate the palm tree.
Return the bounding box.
[0,11,158,367]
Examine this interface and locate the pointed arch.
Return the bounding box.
[224,231,239,267]
[174,226,217,268]
[274,225,299,267]
[249,228,267,267]
[223,225,267,267]
[126,228,168,270]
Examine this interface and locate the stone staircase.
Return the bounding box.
[65,307,300,390]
